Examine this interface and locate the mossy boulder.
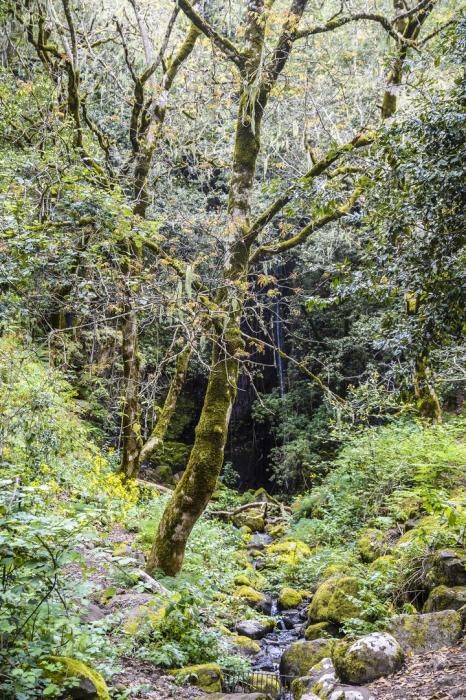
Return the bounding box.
[291,658,336,700]
[387,610,462,654]
[233,510,266,532]
[357,529,389,563]
[423,548,466,589]
[279,639,335,677]
[333,633,404,685]
[169,663,223,693]
[233,585,270,613]
[267,540,311,566]
[307,576,363,624]
[230,634,261,656]
[266,523,287,539]
[393,516,448,552]
[41,656,110,699]
[304,621,338,641]
[423,585,466,613]
[278,587,305,610]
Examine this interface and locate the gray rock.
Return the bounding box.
[388,610,462,654]
[333,632,404,685]
[280,639,335,677]
[423,585,466,612]
[235,618,275,639]
[328,685,376,700]
[300,694,321,700]
[291,658,336,700]
[423,548,466,589]
[81,602,106,623]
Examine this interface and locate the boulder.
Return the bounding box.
[300,695,321,700]
[388,610,462,654]
[236,618,275,639]
[357,529,389,563]
[266,540,311,566]
[169,663,223,693]
[423,549,466,589]
[423,585,466,612]
[233,585,271,613]
[333,632,404,685]
[233,510,266,532]
[280,639,335,677]
[40,656,110,699]
[304,621,338,641]
[291,658,336,700]
[307,577,362,624]
[328,686,376,700]
[230,634,261,656]
[278,587,305,610]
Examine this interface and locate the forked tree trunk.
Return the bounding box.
[146,324,242,575]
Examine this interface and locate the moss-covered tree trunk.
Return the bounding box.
[149,0,310,576]
[120,25,199,480]
[146,326,243,575]
[139,344,192,466]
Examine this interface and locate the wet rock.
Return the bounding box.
[423,585,466,612]
[307,576,363,624]
[328,685,376,700]
[236,618,275,639]
[230,634,261,656]
[333,632,404,685]
[280,639,335,677]
[388,610,462,654]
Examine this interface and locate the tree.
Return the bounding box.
[147,0,446,575]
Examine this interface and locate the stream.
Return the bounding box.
[248,533,307,673]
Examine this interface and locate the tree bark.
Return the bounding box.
[146,324,242,575]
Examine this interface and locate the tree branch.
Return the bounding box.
[250,183,363,262]
[247,131,374,241]
[296,12,416,44]
[176,0,244,69]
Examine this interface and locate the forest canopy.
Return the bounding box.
[0,0,465,698]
